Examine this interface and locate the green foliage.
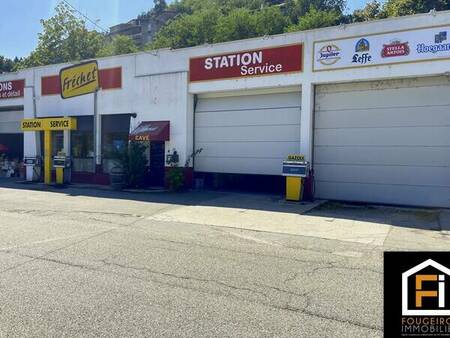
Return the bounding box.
[153,0,168,14]
[352,1,386,22]
[165,148,202,192]
[383,0,450,17]
[148,0,347,50]
[351,0,449,22]
[110,141,148,188]
[214,9,258,42]
[18,2,104,69]
[150,8,220,49]
[166,167,185,191]
[286,7,342,31]
[284,0,345,24]
[255,7,288,36]
[0,56,22,73]
[13,0,450,70]
[97,35,139,57]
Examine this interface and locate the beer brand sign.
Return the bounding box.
[381,40,410,58]
[189,44,303,82]
[0,79,25,99]
[313,25,450,71]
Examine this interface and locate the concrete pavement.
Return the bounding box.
[0,182,448,337]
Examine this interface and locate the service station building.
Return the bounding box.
[0,11,449,207]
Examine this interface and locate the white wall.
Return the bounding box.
[132,71,190,165]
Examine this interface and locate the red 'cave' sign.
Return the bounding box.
[189,44,303,82]
[0,79,25,99]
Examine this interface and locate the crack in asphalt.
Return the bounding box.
[307,262,382,276]
[1,252,382,332]
[0,216,144,276]
[127,235,385,277]
[99,258,382,332]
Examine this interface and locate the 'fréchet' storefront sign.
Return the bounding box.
[189,44,303,82]
[59,61,99,99]
[0,79,25,99]
[21,118,77,131]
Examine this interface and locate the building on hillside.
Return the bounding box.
[1,10,450,207]
[108,10,177,47]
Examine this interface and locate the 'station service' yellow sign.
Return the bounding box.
[59,61,99,99]
[21,118,77,131]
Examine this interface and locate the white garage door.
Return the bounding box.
[0,109,23,133]
[195,90,301,175]
[314,76,450,208]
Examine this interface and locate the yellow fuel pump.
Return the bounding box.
[282,155,310,202]
[53,152,70,185]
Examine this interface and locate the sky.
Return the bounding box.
[1,0,378,59]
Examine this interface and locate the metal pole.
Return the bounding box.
[44,130,52,184]
[93,90,101,172]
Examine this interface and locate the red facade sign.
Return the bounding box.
[0,79,25,99]
[381,41,410,58]
[189,44,303,82]
[41,67,122,96]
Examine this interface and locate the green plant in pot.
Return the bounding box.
[165,148,202,192]
[109,141,148,190]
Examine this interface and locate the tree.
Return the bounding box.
[18,2,104,69]
[214,8,258,43]
[97,36,139,57]
[286,7,342,31]
[153,0,168,14]
[0,56,18,73]
[383,0,450,17]
[255,6,287,36]
[284,0,345,24]
[149,8,220,49]
[352,1,386,22]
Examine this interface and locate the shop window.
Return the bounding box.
[52,131,64,157]
[71,116,94,173]
[102,114,131,173]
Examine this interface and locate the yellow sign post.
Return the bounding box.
[59,61,99,99]
[60,61,101,172]
[21,117,77,185]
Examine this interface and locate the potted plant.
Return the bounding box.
[109,141,148,190]
[165,148,202,192]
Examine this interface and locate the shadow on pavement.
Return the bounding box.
[306,201,443,231]
[0,178,318,214]
[0,178,445,231]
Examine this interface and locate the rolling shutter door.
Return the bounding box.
[0,110,23,134]
[314,76,450,208]
[195,91,301,175]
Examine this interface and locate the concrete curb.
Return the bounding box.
[439,210,450,231]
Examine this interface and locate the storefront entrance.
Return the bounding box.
[129,120,170,188]
[149,141,165,187]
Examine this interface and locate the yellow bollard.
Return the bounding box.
[56,167,64,185]
[286,176,303,201]
[44,130,52,184]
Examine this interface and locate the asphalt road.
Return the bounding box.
[0,184,387,337]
